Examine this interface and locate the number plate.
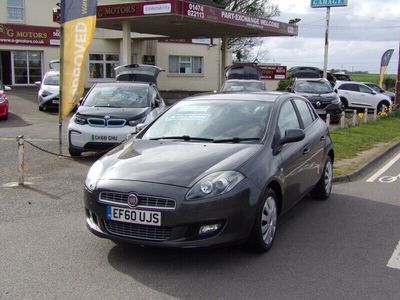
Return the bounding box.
[91,135,118,142]
[107,206,161,226]
[52,99,59,104]
[316,109,326,115]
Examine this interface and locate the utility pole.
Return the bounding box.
[323,7,330,79]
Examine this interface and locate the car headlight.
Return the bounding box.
[74,114,86,125]
[41,90,52,97]
[186,171,245,200]
[85,160,104,192]
[331,98,341,105]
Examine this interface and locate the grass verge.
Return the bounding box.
[331,111,400,176]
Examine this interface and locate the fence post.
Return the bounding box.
[340,111,345,128]
[352,110,357,126]
[364,108,368,123]
[373,108,377,121]
[17,135,25,186]
[326,113,331,127]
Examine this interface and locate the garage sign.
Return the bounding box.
[311,0,348,8]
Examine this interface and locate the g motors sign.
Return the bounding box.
[0,24,60,47]
[311,0,348,7]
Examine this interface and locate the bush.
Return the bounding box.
[383,77,396,90]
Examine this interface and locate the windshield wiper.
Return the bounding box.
[149,135,215,142]
[92,105,121,108]
[213,137,260,143]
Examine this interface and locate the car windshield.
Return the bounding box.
[221,81,264,92]
[294,80,333,94]
[44,74,59,86]
[142,100,272,142]
[83,84,149,108]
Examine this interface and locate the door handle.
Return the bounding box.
[303,148,310,155]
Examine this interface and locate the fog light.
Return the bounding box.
[199,224,221,236]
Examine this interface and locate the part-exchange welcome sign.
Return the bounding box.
[59,0,97,120]
[311,0,348,7]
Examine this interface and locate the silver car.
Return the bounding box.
[35,70,60,111]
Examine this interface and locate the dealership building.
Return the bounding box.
[0,0,297,91]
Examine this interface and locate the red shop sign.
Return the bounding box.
[0,23,60,47]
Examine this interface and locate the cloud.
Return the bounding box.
[265,0,400,73]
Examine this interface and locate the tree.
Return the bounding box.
[213,0,280,62]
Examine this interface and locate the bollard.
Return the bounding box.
[352,110,357,126]
[326,114,330,127]
[364,108,368,123]
[17,135,24,186]
[373,108,377,121]
[340,111,345,128]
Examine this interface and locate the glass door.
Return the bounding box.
[12,51,42,85]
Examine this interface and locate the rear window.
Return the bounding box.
[294,80,333,94]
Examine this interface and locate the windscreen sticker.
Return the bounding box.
[177,105,210,112]
[166,113,210,121]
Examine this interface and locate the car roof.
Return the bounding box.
[293,78,329,82]
[184,91,286,103]
[224,79,264,83]
[44,70,59,76]
[93,82,151,87]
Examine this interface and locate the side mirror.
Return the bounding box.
[286,87,293,93]
[34,81,41,87]
[334,89,338,93]
[154,99,160,108]
[4,85,12,91]
[136,123,147,133]
[280,129,305,145]
[371,90,376,95]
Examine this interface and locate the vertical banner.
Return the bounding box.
[379,49,394,89]
[60,0,97,120]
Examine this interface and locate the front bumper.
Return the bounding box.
[314,103,343,119]
[68,121,137,152]
[84,179,260,248]
[0,102,8,118]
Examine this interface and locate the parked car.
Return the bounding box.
[362,82,395,102]
[334,81,392,112]
[35,70,60,111]
[84,92,334,252]
[220,79,266,92]
[224,63,262,80]
[0,84,11,120]
[288,78,343,123]
[68,65,166,156]
[288,66,336,87]
[332,73,352,81]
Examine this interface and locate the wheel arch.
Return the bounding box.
[266,180,283,216]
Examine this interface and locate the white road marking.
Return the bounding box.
[387,240,400,270]
[366,152,400,182]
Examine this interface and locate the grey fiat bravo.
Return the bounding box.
[84,92,334,252]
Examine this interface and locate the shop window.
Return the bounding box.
[7,0,24,21]
[89,53,119,79]
[169,56,203,74]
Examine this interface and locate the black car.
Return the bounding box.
[288,78,343,123]
[84,92,334,252]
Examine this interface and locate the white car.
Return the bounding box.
[334,81,392,112]
[35,70,60,111]
[68,82,166,156]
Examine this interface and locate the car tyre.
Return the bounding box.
[38,105,44,111]
[68,146,82,157]
[245,188,278,253]
[377,101,390,113]
[310,156,333,200]
[340,97,348,110]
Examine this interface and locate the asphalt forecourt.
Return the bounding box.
[1,88,400,299]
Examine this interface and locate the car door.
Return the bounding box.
[293,98,326,188]
[276,99,309,210]
[357,84,376,108]
[338,83,361,107]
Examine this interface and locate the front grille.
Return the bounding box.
[99,191,176,210]
[104,220,171,241]
[84,142,118,151]
[87,118,126,128]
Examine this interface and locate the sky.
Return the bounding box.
[259,0,400,74]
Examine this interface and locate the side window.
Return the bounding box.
[294,99,314,128]
[277,100,301,138]
[307,101,318,119]
[339,83,358,91]
[358,84,372,94]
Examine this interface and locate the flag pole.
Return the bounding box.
[58,24,64,156]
